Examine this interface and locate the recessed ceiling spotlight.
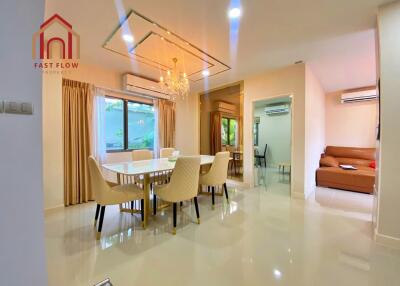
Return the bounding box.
[273,269,282,279]
[122,34,134,43]
[202,70,210,77]
[228,7,241,19]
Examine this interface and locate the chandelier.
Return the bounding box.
[159,58,190,100]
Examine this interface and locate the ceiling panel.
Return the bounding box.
[103,9,230,82]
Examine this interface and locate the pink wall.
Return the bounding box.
[325,91,377,148]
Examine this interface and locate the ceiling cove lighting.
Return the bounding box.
[202,70,210,77]
[122,34,134,43]
[228,7,241,19]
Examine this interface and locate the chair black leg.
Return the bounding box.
[172,202,177,235]
[264,157,267,168]
[223,183,229,201]
[211,186,215,207]
[94,204,100,227]
[97,206,105,240]
[208,186,210,193]
[180,201,183,208]
[194,196,200,224]
[131,201,134,216]
[141,199,145,228]
[153,194,157,215]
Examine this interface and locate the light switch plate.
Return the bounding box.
[4,101,33,115]
[21,102,33,114]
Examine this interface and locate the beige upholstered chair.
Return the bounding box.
[153,156,201,234]
[88,156,145,240]
[199,151,230,206]
[132,149,152,161]
[159,147,175,158]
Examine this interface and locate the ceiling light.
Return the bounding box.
[202,70,210,77]
[228,7,241,19]
[273,269,282,279]
[159,58,190,100]
[122,34,134,43]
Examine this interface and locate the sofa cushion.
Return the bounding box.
[316,166,375,194]
[325,146,375,161]
[335,157,372,167]
[369,161,376,169]
[320,156,339,167]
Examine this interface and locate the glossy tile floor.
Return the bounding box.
[45,168,400,285]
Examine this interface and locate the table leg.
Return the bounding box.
[143,174,150,227]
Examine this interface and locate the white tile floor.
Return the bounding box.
[45,168,400,286]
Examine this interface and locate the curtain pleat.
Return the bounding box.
[210,111,222,155]
[62,78,94,206]
[158,99,176,148]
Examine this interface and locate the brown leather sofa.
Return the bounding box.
[316,146,376,194]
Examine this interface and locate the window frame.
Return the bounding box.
[105,96,154,153]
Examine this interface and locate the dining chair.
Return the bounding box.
[88,156,145,240]
[153,156,201,235]
[255,144,268,167]
[199,151,230,207]
[159,147,175,158]
[132,149,153,161]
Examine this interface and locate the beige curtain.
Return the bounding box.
[210,111,222,155]
[158,99,176,148]
[63,78,94,206]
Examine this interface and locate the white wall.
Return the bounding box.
[0,0,48,285]
[254,105,291,167]
[243,64,306,197]
[305,66,326,199]
[176,92,200,155]
[326,91,377,148]
[376,1,400,248]
[43,73,63,209]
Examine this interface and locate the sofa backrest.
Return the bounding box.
[325,146,376,166]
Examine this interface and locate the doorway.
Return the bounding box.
[253,96,292,195]
[199,83,244,182]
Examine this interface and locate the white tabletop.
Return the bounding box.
[102,155,215,176]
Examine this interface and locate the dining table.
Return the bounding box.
[102,155,216,226]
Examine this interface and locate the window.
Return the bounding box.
[221,117,238,146]
[105,97,155,152]
[254,122,259,146]
[127,101,154,149]
[105,98,124,151]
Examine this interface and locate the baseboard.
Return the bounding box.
[291,187,315,200]
[291,191,305,199]
[44,204,64,215]
[374,230,400,249]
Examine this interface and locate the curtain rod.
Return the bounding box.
[95,85,170,101]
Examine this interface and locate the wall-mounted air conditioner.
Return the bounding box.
[264,104,290,115]
[122,73,170,99]
[341,88,377,104]
[214,101,237,114]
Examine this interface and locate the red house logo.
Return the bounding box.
[32,14,80,60]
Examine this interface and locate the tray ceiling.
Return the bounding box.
[103,9,230,82]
